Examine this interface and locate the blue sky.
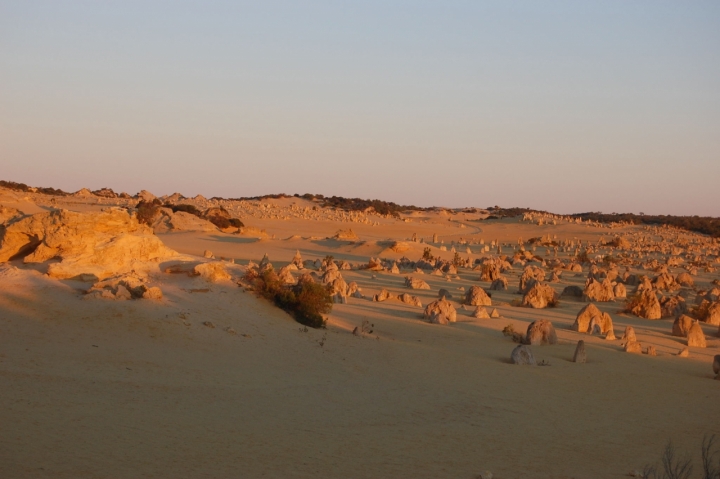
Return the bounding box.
[1,1,719,214]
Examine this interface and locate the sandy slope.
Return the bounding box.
[1,191,719,478]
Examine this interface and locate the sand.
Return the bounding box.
[1,189,719,478]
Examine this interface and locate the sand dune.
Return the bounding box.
[1,188,719,478]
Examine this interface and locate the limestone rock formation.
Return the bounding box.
[398,293,422,307]
[465,286,492,306]
[582,278,615,302]
[624,341,642,354]
[672,315,694,337]
[522,283,558,309]
[472,306,490,319]
[424,298,457,324]
[0,208,177,281]
[525,319,557,345]
[572,303,602,333]
[511,345,536,365]
[489,277,509,291]
[686,322,706,348]
[518,265,545,294]
[405,276,430,289]
[373,289,394,302]
[572,340,586,363]
[193,262,232,282]
[621,326,637,343]
[627,289,662,320]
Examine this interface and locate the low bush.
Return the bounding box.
[135,199,161,226]
[244,270,332,328]
[642,436,719,479]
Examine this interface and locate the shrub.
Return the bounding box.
[642,436,720,479]
[452,251,463,267]
[244,270,332,328]
[208,216,231,229]
[168,203,201,216]
[135,200,161,226]
[422,247,434,261]
[228,218,244,228]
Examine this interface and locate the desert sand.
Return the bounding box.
[1,186,719,479]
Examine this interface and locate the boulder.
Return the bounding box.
[398,293,422,307]
[373,289,394,302]
[511,345,536,365]
[676,272,694,287]
[472,306,490,319]
[572,340,586,363]
[489,277,509,291]
[0,208,177,281]
[525,319,557,345]
[193,262,232,282]
[465,286,492,306]
[521,283,559,309]
[672,315,694,337]
[687,322,706,348]
[405,276,430,290]
[614,283,627,299]
[628,289,662,320]
[424,298,457,323]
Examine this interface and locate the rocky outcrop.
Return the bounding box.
[518,265,545,294]
[472,306,490,319]
[193,262,232,282]
[405,276,430,289]
[151,209,218,233]
[627,289,662,320]
[572,303,612,334]
[398,293,422,307]
[582,278,615,302]
[686,322,706,348]
[424,298,457,324]
[465,286,492,306]
[0,208,177,281]
[672,315,694,337]
[522,283,558,309]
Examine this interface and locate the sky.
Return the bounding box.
[1,1,719,215]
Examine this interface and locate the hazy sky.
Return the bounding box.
[2,1,719,215]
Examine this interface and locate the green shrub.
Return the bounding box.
[244,270,331,328]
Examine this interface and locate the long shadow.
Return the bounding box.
[205,235,260,244]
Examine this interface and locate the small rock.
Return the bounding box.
[713,355,720,375]
[624,341,642,354]
[202,321,215,329]
[490,308,500,318]
[678,347,689,357]
[572,340,586,363]
[203,250,215,259]
[645,345,657,356]
[511,345,536,365]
